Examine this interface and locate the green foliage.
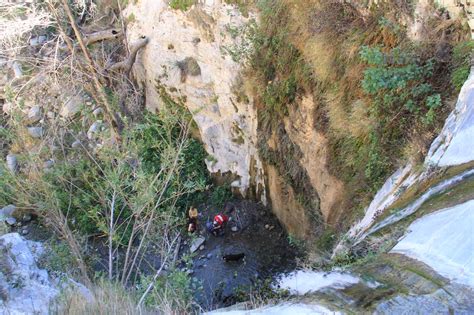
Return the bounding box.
[126,13,136,24]
[360,45,440,123]
[287,234,305,249]
[223,0,254,17]
[221,20,257,63]
[347,44,445,192]
[1,106,208,245]
[451,40,474,91]
[364,131,390,192]
[169,0,195,11]
[315,227,337,252]
[39,240,77,276]
[210,185,232,208]
[138,270,197,313]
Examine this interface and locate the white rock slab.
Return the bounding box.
[277,270,359,295]
[426,69,474,166]
[391,199,474,288]
[206,303,338,315]
[190,236,205,253]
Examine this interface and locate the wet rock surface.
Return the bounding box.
[186,200,299,311]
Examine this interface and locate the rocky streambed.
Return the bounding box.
[181,200,300,311]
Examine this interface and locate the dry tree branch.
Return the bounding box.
[108,36,149,76]
[60,0,121,138]
[108,189,117,280]
[137,233,181,309]
[83,28,122,46]
[121,122,191,285]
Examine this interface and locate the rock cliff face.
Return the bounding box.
[125,0,265,201]
[125,0,347,238]
[0,233,57,315]
[126,0,473,240]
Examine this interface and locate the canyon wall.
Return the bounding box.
[127,0,473,240]
[125,0,265,201]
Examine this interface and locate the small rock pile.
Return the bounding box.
[0,205,33,236]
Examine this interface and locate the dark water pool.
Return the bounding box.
[183,200,299,310]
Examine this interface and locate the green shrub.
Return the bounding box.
[169,0,195,11]
[210,185,232,208]
[451,40,473,91]
[138,270,197,313]
[360,45,440,123]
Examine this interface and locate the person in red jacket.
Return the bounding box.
[207,213,229,236]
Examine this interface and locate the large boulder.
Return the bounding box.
[0,233,90,314]
[0,233,58,314]
[59,93,84,118]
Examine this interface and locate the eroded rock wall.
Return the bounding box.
[126,0,473,240]
[125,0,265,200]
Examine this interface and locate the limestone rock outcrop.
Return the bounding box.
[0,233,90,315]
[125,0,265,199]
[0,233,58,314]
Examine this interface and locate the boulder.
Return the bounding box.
[190,236,205,253]
[27,105,41,123]
[0,233,57,314]
[2,102,13,114]
[5,217,16,226]
[60,94,83,118]
[71,140,82,149]
[5,154,17,173]
[27,126,44,138]
[12,61,22,78]
[22,213,32,223]
[43,159,54,169]
[29,35,47,46]
[0,233,91,314]
[0,205,16,219]
[92,107,103,117]
[87,120,103,139]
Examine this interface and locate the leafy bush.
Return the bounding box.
[169,0,195,11]
[352,44,445,191]
[138,270,197,313]
[360,45,441,123]
[210,185,232,209]
[451,40,473,91]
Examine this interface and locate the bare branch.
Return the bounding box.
[109,37,149,76]
[60,0,121,138]
[83,28,122,46]
[108,189,116,280]
[137,233,181,309]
